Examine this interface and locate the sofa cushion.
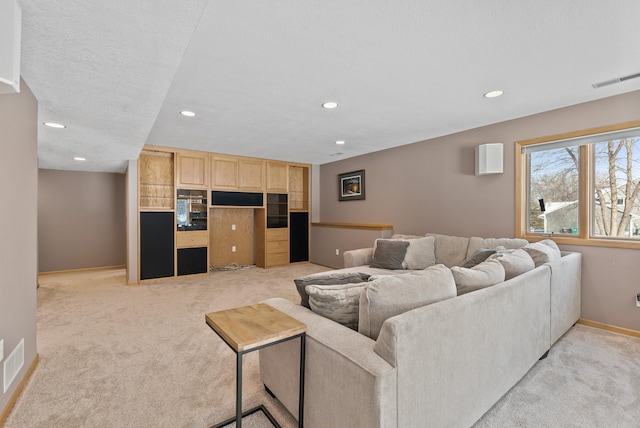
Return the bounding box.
[373,236,436,270]
[424,233,470,267]
[294,271,371,308]
[450,259,505,295]
[370,239,409,270]
[488,248,535,280]
[522,239,561,267]
[359,264,456,339]
[305,282,368,330]
[461,248,496,268]
[466,237,529,260]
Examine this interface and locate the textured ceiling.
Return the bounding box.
[18,0,640,173]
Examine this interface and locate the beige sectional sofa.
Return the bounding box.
[259,233,582,427]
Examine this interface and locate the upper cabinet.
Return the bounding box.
[266,161,288,193]
[177,152,208,189]
[139,150,174,210]
[289,165,309,211]
[238,158,265,191]
[211,155,265,191]
[211,155,239,190]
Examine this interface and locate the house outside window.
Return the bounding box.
[516,120,640,248]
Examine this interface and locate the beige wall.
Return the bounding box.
[0,81,38,413]
[315,90,640,331]
[38,169,126,272]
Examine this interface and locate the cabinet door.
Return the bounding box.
[177,153,208,188]
[139,151,174,209]
[266,162,288,192]
[211,156,239,190]
[238,159,265,191]
[288,165,309,210]
[140,212,175,280]
[290,212,309,262]
[177,247,208,275]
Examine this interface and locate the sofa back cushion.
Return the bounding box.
[424,233,471,267]
[450,259,505,295]
[466,237,529,261]
[359,264,456,339]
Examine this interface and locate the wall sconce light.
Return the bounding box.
[475,143,503,175]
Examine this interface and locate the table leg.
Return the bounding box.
[237,351,243,428]
[298,334,305,428]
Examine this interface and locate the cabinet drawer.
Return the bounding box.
[267,252,289,266]
[267,240,289,253]
[176,231,209,248]
[266,228,289,241]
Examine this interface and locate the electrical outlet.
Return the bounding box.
[231,224,236,231]
[232,246,236,253]
[335,249,340,256]
[636,293,640,307]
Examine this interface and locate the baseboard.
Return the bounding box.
[577,319,640,338]
[0,353,39,427]
[39,265,125,275]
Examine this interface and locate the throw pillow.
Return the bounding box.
[358,264,456,339]
[450,259,505,296]
[305,282,368,330]
[373,236,436,270]
[460,248,496,268]
[522,239,561,267]
[294,271,371,308]
[369,239,409,270]
[488,248,535,280]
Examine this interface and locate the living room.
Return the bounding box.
[2,1,640,427]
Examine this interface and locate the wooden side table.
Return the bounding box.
[205,303,306,428]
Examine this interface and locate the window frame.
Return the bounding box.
[516,120,640,249]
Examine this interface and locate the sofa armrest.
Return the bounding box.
[260,297,397,428]
[547,251,582,344]
[343,247,374,268]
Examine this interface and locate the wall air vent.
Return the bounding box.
[592,72,640,89]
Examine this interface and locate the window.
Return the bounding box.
[516,120,640,248]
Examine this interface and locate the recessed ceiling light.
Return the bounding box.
[44,122,66,128]
[180,110,196,117]
[322,102,338,109]
[335,140,345,145]
[484,90,504,98]
[73,157,86,161]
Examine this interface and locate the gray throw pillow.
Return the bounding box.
[369,239,409,270]
[488,248,535,280]
[461,248,496,268]
[306,282,368,330]
[522,239,561,267]
[450,259,505,296]
[294,271,371,308]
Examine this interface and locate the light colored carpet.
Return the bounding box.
[5,265,640,427]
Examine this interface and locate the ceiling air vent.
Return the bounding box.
[592,72,640,89]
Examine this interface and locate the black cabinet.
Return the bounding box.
[290,212,309,263]
[140,212,174,280]
[178,247,208,276]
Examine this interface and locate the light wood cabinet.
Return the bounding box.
[139,151,174,210]
[265,228,289,267]
[266,161,288,192]
[177,152,208,188]
[211,156,239,190]
[176,230,209,248]
[288,165,309,211]
[238,158,264,191]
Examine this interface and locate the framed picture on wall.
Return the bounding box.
[338,170,365,201]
